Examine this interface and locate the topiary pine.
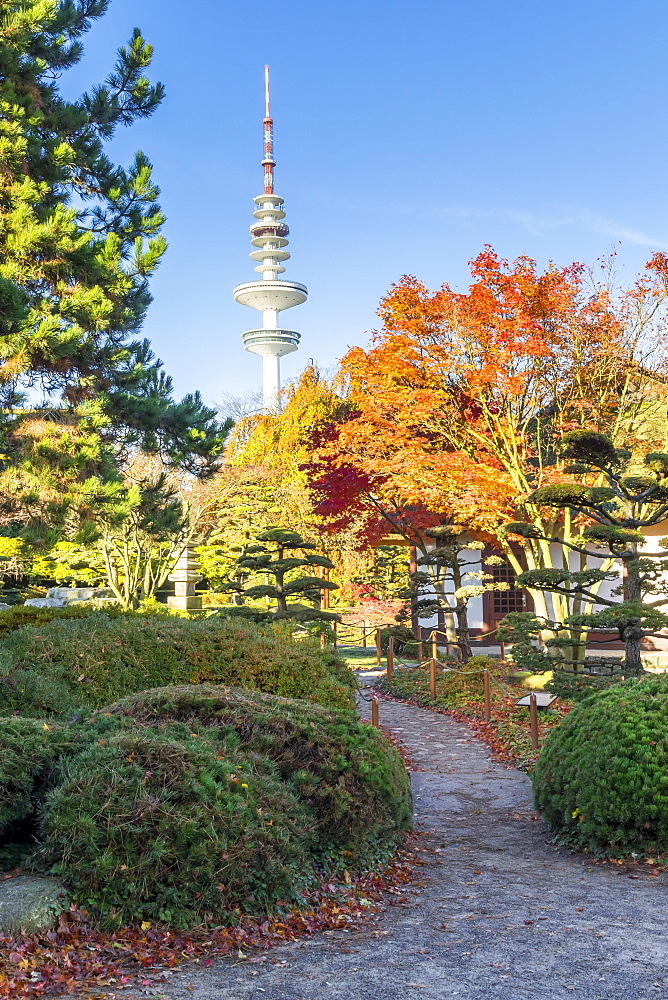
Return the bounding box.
[232,528,339,622]
[505,432,668,674]
[397,524,501,661]
[532,676,668,855]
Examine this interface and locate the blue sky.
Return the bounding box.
[63,0,668,411]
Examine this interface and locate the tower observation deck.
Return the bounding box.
[233,66,307,411]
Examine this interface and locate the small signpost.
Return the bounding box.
[513,691,557,751]
[513,692,558,709]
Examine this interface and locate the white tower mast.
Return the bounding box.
[233,66,307,412]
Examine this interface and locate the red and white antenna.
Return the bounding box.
[262,64,275,194]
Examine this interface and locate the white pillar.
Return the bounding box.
[262,353,280,411]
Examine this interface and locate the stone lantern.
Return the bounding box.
[168,543,203,612]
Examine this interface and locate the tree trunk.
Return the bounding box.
[455,601,472,662]
[450,559,471,662]
[275,569,288,613]
[623,550,644,675]
[623,625,643,675]
[409,545,420,638]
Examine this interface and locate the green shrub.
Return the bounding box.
[379,625,417,656]
[0,603,123,639]
[532,676,668,854]
[0,719,76,834]
[35,732,314,927]
[105,685,413,862]
[0,718,82,867]
[546,669,621,702]
[0,614,355,716]
[21,686,411,927]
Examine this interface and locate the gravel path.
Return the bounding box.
[121,683,668,1000]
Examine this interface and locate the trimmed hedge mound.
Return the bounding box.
[0,719,75,833]
[532,676,668,855]
[0,614,354,715]
[0,688,411,927]
[35,732,314,926]
[0,604,120,638]
[106,685,413,861]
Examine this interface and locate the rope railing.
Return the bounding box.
[374,634,542,748]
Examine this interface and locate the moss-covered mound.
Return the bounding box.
[106,685,413,861]
[35,732,313,927]
[532,676,668,854]
[0,613,354,716]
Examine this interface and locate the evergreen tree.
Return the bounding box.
[229,528,339,623]
[0,0,229,536]
[399,526,502,661]
[505,431,668,675]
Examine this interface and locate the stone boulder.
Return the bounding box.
[24,586,116,609]
[23,598,66,608]
[0,875,68,934]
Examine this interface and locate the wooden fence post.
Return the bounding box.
[371,698,379,728]
[333,620,337,651]
[375,628,381,668]
[431,632,438,663]
[417,640,423,664]
[320,632,326,650]
[483,669,491,723]
[362,621,367,648]
[386,636,394,681]
[430,657,437,700]
[500,641,506,662]
[530,692,539,750]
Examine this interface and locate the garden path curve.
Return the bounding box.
[126,681,668,1000]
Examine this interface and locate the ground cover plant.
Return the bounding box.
[107,685,412,863]
[0,612,354,716]
[532,675,668,855]
[376,658,570,766]
[0,686,411,930]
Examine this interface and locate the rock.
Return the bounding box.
[23,598,66,608]
[0,875,68,934]
[47,587,116,605]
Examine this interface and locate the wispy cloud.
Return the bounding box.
[392,200,668,251]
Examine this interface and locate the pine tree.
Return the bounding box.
[0,0,229,532]
[230,528,339,622]
[504,431,668,675]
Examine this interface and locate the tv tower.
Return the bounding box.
[233,66,307,411]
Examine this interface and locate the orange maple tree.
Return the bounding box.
[315,248,668,642]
